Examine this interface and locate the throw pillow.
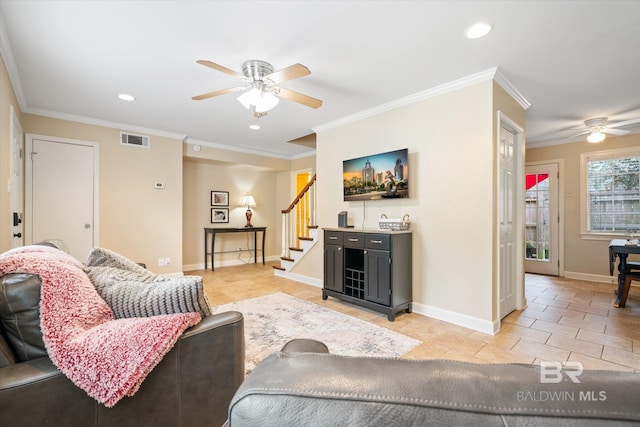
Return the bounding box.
[86,267,212,319]
[85,247,156,282]
[0,273,47,362]
[85,247,211,319]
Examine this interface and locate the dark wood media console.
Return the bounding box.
[322,228,412,321]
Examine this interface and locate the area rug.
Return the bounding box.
[212,292,421,373]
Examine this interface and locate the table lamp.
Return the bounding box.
[241,195,256,228]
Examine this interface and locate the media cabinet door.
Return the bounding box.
[364,249,391,305]
[324,243,344,292]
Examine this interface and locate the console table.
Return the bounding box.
[322,228,412,321]
[204,227,266,271]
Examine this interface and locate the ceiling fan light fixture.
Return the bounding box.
[237,88,260,110]
[237,88,280,113]
[587,130,606,143]
[254,92,279,113]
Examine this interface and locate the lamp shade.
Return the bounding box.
[241,195,256,208]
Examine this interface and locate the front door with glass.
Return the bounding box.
[524,163,559,276]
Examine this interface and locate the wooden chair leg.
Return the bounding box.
[620,276,633,308]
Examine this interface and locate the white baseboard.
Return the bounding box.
[563,271,617,284]
[182,255,279,273]
[272,274,499,334]
[411,301,500,335]
[274,269,323,288]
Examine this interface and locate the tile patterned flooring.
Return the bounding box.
[192,262,640,372]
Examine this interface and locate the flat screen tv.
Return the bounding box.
[343,148,408,201]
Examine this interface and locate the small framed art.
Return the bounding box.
[211,191,229,206]
[211,208,229,223]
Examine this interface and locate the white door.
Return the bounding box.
[499,125,518,318]
[524,163,559,276]
[9,106,24,248]
[26,136,97,260]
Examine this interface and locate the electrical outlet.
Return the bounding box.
[158,258,165,267]
[164,257,171,266]
[237,246,242,252]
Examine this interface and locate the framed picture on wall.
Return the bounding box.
[211,190,229,206]
[211,208,229,223]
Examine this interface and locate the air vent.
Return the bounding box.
[120,132,150,148]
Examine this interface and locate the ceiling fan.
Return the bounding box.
[192,59,322,117]
[570,116,640,143]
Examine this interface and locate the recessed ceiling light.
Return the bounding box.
[466,22,493,39]
[249,124,260,130]
[118,93,135,102]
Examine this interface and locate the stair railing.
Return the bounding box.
[281,174,317,258]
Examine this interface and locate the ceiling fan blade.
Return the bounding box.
[566,129,590,139]
[191,86,246,101]
[608,117,640,128]
[272,86,323,109]
[196,60,245,80]
[603,128,630,136]
[264,64,311,85]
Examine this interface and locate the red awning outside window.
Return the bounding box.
[526,173,548,190]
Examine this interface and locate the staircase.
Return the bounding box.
[273,174,318,274]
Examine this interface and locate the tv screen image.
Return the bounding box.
[343,148,408,201]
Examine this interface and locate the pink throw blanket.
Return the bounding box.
[0,245,201,407]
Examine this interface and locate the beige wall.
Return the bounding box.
[0,53,22,252]
[301,79,516,330]
[20,114,184,273]
[182,157,282,270]
[181,144,315,270]
[526,133,640,278]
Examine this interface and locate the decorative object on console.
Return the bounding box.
[211,208,229,223]
[211,190,229,206]
[338,211,348,227]
[241,194,256,228]
[343,148,409,201]
[378,213,411,231]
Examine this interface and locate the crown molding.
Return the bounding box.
[526,138,571,149]
[185,137,301,160]
[314,67,530,134]
[493,68,531,110]
[25,106,316,160]
[23,107,188,140]
[0,10,27,111]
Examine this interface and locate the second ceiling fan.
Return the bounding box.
[571,116,640,143]
[192,59,322,117]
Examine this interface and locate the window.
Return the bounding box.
[581,147,640,238]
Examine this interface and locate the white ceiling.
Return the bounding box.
[1,1,640,159]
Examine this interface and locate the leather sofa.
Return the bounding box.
[0,271,245,427]
[228,339,640,426]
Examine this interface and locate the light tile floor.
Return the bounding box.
[191,263,640,372]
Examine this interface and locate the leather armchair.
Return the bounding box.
[229,339,640,426]
[0,272,245,427]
